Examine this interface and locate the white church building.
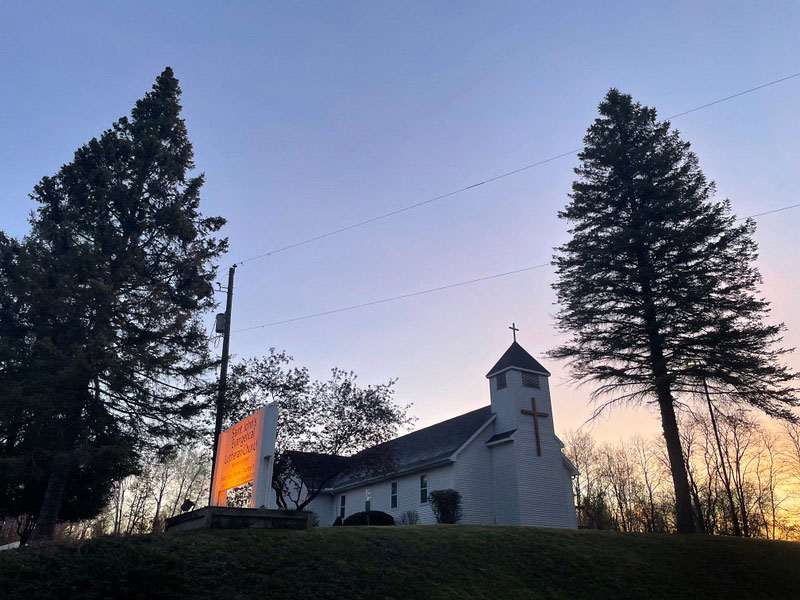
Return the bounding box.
[301,338,578,528]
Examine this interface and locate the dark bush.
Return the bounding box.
[429,489,463,524]
[332,516,342,527]
[342,511,395,526]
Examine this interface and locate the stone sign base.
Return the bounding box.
[165,506,313,533]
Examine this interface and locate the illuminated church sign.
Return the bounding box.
[210,403,278,508]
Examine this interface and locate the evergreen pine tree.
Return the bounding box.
[550,90,798,533]
[3,68,226,542]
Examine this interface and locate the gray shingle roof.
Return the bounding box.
[486,341,550,378]
[330,405,493,490]
[486,429,516,444]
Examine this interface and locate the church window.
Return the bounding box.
[522,372,540,388]
[420,475,428,503]
[365,488,371,512]
[496,372,507,390]
[339,495,346,519]
[391,482,398,509]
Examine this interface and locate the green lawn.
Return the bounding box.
[1,526,799,599]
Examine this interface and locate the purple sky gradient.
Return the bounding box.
[2,1,798,442]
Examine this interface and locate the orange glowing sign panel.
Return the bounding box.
[210,403,278,508]
[216,410,262,491]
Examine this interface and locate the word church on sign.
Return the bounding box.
[210,403,278,509]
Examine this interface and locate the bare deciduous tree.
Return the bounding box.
[563,410,799,540]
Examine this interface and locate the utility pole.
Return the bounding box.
[208,264,236,505]
[702,375,742,537]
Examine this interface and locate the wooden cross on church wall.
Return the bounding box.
[521,397,549,456]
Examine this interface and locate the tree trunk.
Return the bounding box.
[685,458,707,533]
[656,388,696,533]
[640,310,696,533]
[703,378,742,536]
[633,236,696,534]
[29,450,73,543]
[29,402,82,544]
[641,291,696,533]
[16,514,35,547]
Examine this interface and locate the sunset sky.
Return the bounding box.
[2,1,798,442]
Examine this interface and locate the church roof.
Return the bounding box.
[329,405,493,491]
[486,341,550,378]
[486,429,516,444]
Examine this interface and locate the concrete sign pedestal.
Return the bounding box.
[165,506,312,533]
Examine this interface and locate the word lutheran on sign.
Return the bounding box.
[210,403,278,508]
[521,397,548,456]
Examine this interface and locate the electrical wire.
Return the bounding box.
[742,203,800,219]
[231,201,798,332]
[232,263,550,332]
[233,71,800,266]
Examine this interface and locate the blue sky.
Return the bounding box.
[2,1,798,440]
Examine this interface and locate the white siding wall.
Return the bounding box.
[490,441,520,524]
[321,464,455,526]
[515,371,575,528]
[453,423,496,524]
[306,493,335,527]
[489,368,577,529]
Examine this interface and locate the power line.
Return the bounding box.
[742,203,800,219]
[667,72,800,119]
[235,150,577,265]
[234,71,800,266]
[232,201,799,333]
[232,263,549,332]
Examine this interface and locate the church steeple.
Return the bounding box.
[487,328,552,433]
[486,340,550,379]
[483,327,575,529]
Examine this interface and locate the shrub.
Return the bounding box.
[400,510,419,525]
[332,516,342,527]
[429,489,463,524]
[342,511,395,526]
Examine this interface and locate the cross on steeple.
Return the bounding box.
[509,322,519,343]
[521,397,549,456]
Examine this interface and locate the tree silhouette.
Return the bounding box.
[0,68,225,542]
[550,89,798,533]
[223,350,413,510]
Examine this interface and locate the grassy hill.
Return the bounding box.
[1,526,799,599]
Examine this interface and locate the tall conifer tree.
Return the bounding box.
[550,90,798,533]
[2,68,226,542]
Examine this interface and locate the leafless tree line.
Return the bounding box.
[564,410,800,539]
[20,448,212,543]
[4,408,798,545]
